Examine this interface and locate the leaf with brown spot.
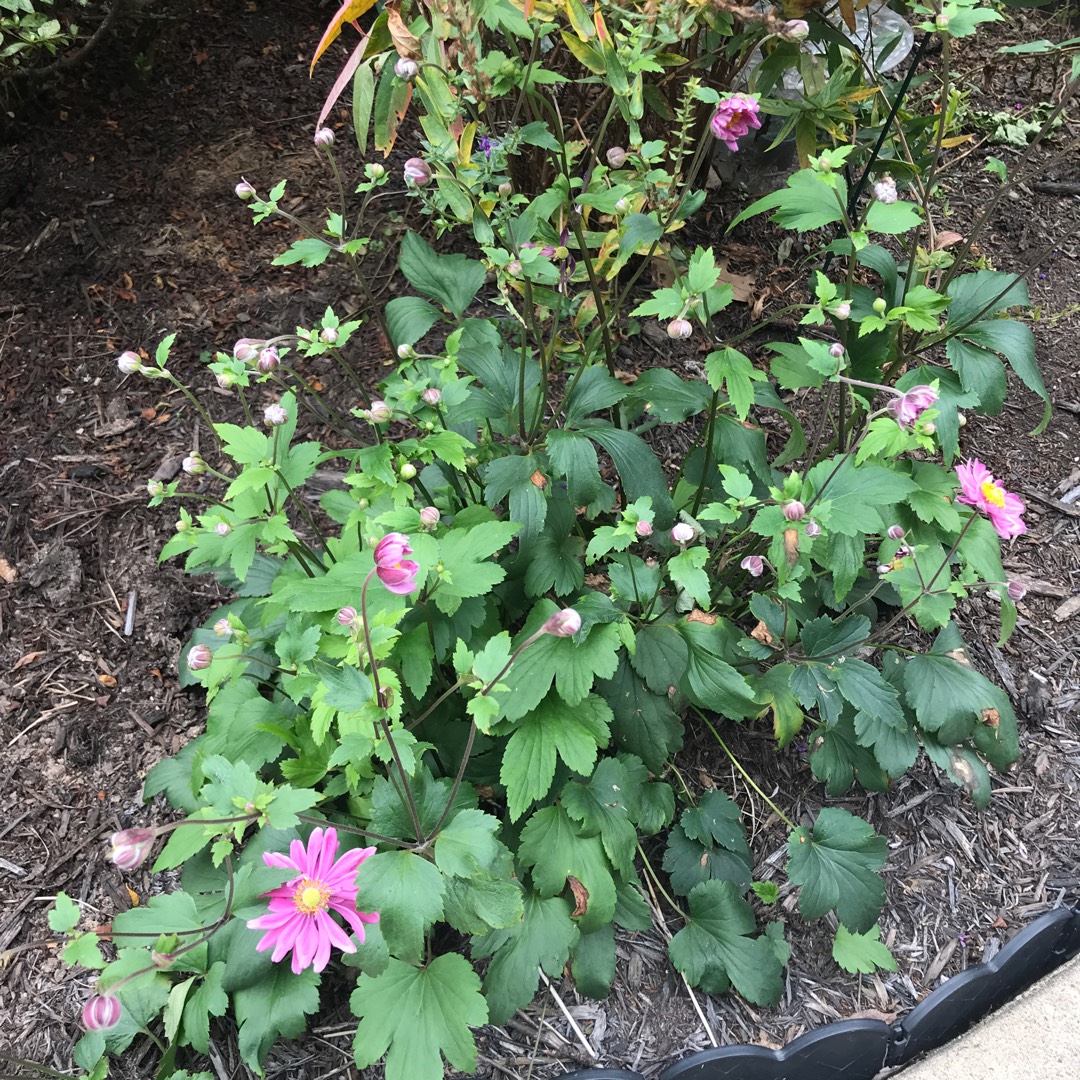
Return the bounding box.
[386,0,422,59]
[783,527,800,565]
[751,620,774,646]
[981,708,1000,728]
[567,875,589,918]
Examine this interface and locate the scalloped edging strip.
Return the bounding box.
[564,905,1080,1080]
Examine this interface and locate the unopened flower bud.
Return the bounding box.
[829,342,845,359]
[782,18,810,40]
[368,163,386,180]
[216,371,236,389]
[314,127,335,148]
[606,146,628,168]
[741,555,764,577]
[873,175,898,204]
[117,350,143,375]
[256,345,279,373]
[873,297,888,314]
[264,403,288,426]
[887,524,905,541]
[935,12,949,29]
[541,608,582,638]
[319,326,339,344]
[498,181,513,198]
[506,259,522,277]
[805,519,821,538]
[667,318,693,340]
[182,454,206,476]
[922,422,936,434]
[397,344,416,359]
[615,197,631,215]
[670,522,695,545]
[420,506,440,529]
[782,500,806,522]
[187,644,212,671]
[147,479,165,497]
[337,606,358,626]
[235,179,257,200]
[234,338,263,363]
[394,55,419,80]
[636,519,653,538]
[399,462,417,480]
[877,563,892,575]
[215,522,231,537]
[213,618,233,637]
[109,827,157,870]
[367,400,391,423]
[175,519,189,532]
[1006,580,1027,602]
[833,301,851,320]
[83,995,122,1032]
[404,157,432,186]
[422,387,442,405]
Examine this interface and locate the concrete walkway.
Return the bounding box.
[897,954,1080,1078]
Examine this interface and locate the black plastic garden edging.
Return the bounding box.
[561,904,1080,1080]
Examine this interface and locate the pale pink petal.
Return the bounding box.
[318,910,357,954]
[263,851,302,872]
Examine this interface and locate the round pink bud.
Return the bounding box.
[319,326,339,344]
[235,179,257,200]
[117,350,143,375]
[83,995,122,1032]
[635,519,653,538]
[887,524,905,541]
[187,644,212,671]
[805,519,821,538]
[782,500,805,522]
[256,345,279,373]
[337,606,359,626]
[422,387,442,405]
[216,371,236,389]
[109,827,157,870]
[420,506,440,528]
[829,342,845,359]
[670,522,695,545]
[314,127,335,148]
[264,403,288,426]
[833,301,851,320]
[215,522,231,537]
[540,608,582,638]
[368,400,391,423]
[873,176,898,204]
[147,479,164,497]
[404,157,432,186]
[394,56,418,80]
[498,181,513,198]
[667,318,693,340]
[606,146,628,168]
[182,454,206,475]
[1006,580,1027,602]
[213,618,233,638]
[782,18,810,39]
[397,344,416,359]
[740,554,764,578]
[234,338,263,363]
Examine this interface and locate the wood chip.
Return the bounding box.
[1052,594,1080,623]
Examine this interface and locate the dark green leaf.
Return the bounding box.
[398,231,484,317]
[597,657,684,771]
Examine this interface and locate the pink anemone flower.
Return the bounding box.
[955,460,1026,539]
[710,94,762,152]
[246,827,378,974]
[373,532,420,594]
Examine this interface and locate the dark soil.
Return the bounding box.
[1,5,1078,1078]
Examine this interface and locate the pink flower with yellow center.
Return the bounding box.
[956,460,1026,539]
[246,827,378,974]
[373,532,420,595]
[709,94,762,152]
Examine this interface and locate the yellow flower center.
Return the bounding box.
[293,878,330,916]
[980,479,1006,508]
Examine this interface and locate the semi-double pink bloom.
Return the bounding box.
[956,460,1026,539]
[710,94,762,152]
[246,827,378,974]
[373,532,420,595]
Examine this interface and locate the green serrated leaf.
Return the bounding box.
[832,923,897,974]
[355,850,445,962]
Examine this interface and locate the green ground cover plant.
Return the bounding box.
[47,2,1071,1078]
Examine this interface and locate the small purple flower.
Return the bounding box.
[117,350,143,375]
[110,827,157,870]
[404,158,432,186]
[235,179,257,200]
[829,342,845,359]
[805,519,821,538]
[1006,580,1027,602]
[888,385,938,427]
[782,500,805,522]
[887,524,906,541]
[314,127,335,148]
[478,134,498,159]
[635,519,653,538]
[741,555,764,577]
[540,608,582,638]
[667,318,693,340]
[710,94,762,152]
[187,644,212,671]
[671,522,695,545]
[83,995,122,1032]
[264,403,288,427]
